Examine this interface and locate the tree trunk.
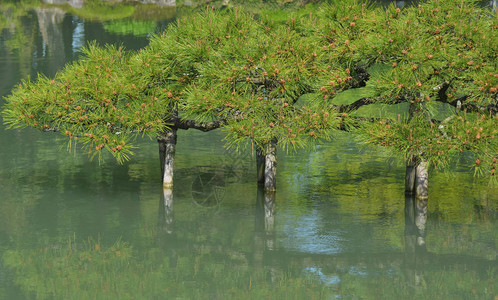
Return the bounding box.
[256,145,265,184]
[405,155,417,194]
[406,155,429,199]
[415,158,429,199]
[158,128,177,189]
[264,139,277,193]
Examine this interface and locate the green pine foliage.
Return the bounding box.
[3,43,170,163]
[308,0,497,175]
[2,0,497,177]
[106,9,347,153]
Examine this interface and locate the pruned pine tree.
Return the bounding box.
[3,0,496,196]
[304,0,497,198]
[137,9,353,192]
[3,10,350,192]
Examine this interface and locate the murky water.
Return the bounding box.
[0,1,496,299]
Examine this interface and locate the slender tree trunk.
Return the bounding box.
[405,102,418,195]
[406,155,429,199]
[158,128,177,189]
[405,155,417,194]
[264,139,277,193]
[415,158,429,199]
[256,145,265,184]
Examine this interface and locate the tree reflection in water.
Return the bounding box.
[158,187,174,235]
[404,194,428,289]
[2,185,497,299]
[0,1,496,299]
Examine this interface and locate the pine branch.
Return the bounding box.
[172,118,227,131]
[436,92,497,114]
[334,96,406,113]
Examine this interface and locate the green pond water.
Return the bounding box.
[0,1,497,299]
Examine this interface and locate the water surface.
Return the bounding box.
[0,1,496,299]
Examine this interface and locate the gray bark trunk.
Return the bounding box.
[158,128,177,189]
[256,146,265,184]
[405,155,417,194]
[415,158,429,199]
[264,139,277,193]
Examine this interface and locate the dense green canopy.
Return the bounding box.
[139,9,352,151]
[3,8,348,161]
[2,0,496,176]
[307,0,497,175]
[3,44,169,162]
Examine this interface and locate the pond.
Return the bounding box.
[0,1,496,299]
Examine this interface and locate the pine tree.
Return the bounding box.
[3,10,347,192]
[307,0,497,197]
[3,0,496,195]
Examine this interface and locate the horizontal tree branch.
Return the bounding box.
[334,96,406,113]
[434,80,497,114]
[435,92,497,114]
[172,117,227,132]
